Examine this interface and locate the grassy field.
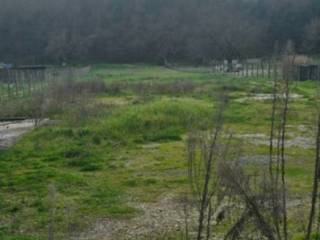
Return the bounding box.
[0,64,318,239]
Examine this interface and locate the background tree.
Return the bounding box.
[303,18,320,55]
[0,0,319,64]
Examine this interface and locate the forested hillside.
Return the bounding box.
[1,0,320,64]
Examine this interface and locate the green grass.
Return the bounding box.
[0,64,319,239]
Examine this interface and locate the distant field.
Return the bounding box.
[0,64,318,239]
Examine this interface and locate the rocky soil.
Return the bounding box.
[74,194,190,240]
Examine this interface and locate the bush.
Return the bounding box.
[64,148,102,171]
[130,81,198,96]
[104,98,211,143]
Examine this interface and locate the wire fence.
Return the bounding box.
[211,60,279,79]
[211,60,320,81]
[0,66,91,102]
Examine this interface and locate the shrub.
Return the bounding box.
[104,98,212,143]
[63,148,102,171]
[92,135,101,145]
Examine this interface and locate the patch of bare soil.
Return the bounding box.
[74,194,188,240]
[73,192,306,240]
[0,119,49,149]
[236,93,304,103]
[239,155,269,165]
[234,133,314,149]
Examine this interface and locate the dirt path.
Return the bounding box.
[0,119,49,149]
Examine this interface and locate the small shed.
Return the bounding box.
[295,64,320,81]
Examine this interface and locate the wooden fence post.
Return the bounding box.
[246,63,248,77]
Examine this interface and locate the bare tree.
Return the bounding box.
[187,91,230,240]
[303,18,320,55]
[305,71,320,240]
[305,114,320,240]
[219,42,295,240]
[30,92,46,127]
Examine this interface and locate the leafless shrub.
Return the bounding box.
[24,78,110,123]
[47,78,107,101]
[105,81,128,95]
[281,40,298,83]
[154,81,198,95]
[29,92,48,127]
[68,100,112,126]
[214,43,296,240]
[73,80,107,94]
[129,81,198,97]
[187,91,230,240]
[219,160,276,240]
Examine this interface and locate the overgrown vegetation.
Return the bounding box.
[0,64,319,239]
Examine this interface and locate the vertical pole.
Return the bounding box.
[28,70,32,94]
[7,69,11,99]
[252,64,254,78]
[246,63,248,77]
[14,70,18,97]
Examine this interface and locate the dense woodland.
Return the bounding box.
[1,0,320,64]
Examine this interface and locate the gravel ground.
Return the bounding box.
[73,194,190,240]
[234,133,314,149]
